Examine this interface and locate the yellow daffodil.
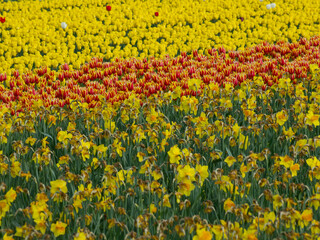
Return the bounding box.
[168,145,182,164]
[51,221,67,238]
[276,110,288,126]
[50,179,68,194]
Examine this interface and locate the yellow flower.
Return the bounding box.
[104,120,116,133]
[295,139,308,153]
[57,131,72,145]
[35,218,47,234]
[243,109,254,121]
[41,137,49,148]
[137,152,146,162]
[74,231,87,240]
[178,179,195,196]
[309,194,320,210]
[162,194,171,208]
[273,194,283,210]
[0,199,9,218]
[300,209,313,228]
[25,136,37,146]
[134,128,146,144]
[264,211,276,224]
[232,122,241,137]
[139,160,151,175]
[117,169,133,185]
[50,179,68,194]
[290,163,300,177]
[278,78,291,90]
[80,140,91,161]
[279,155,294,169]
[51,221,67,238]
[282,127,295,140]
[67,121,77,131]
[242,228,258,240]
[177,165,196,183]
[180,96,198,115]
[73,195,84,213]
[93,144,108,158]
[58,155,70,165]
[112,138,125,157]
[151,169,162,181]
[276,110,288,126]
[121,109,130,123]
[10,161,21,178]
[224,156,236,167]
[168,145,182,164]
[3,233,14,240]
[48,114,57,127]
[239,133,249,150]
[193,227,213,240]
[172,86,182,100]
[149,203,157,214]
[188,78,202,91]
[15,224,32,238]
[306,156,320,170]
[195,164,209,186]
[5,188,17,205]
[223,198,235,212]
[310,64,320,75]
[211,225,224,240]
[306,110,320,127]
[146,107,160,125]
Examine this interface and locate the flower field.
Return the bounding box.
[1,0,320,239]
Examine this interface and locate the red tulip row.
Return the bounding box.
[1,36,320,115]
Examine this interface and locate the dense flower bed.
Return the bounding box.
[0,35,320,238]
[2,0,320,239]
[0,36,320,116]
[0,0,320,75]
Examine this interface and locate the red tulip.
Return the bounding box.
[155,12,159,17]
[106,5,111,11]
[0,17,5,23]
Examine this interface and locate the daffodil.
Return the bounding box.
[168,145,182,164]
[51,221,67,238]
[50,179,68,195]
[223,198,235,212]
[224,156,237,167]
[193,227,213,240]
[276,110,288,126]
[279,155,294,169]
[306,110,320,127]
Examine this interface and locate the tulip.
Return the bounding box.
[106,5,111,11]
[270,3,276,8]
[155,12,159,17]
[0,17,5,23]
[266,4,271,9]
[61,22,67,29]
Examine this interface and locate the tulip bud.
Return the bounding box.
[61,22,67,29]
[266,4,271,10]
